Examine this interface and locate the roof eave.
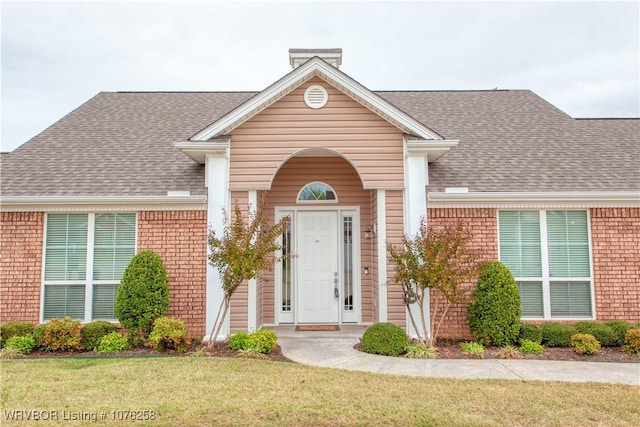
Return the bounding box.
[0,195,208,212]
[427,191,640,208]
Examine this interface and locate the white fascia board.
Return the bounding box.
[173,138,230,164]
[190,57,442,141]
[405,137,459,162]
[427,191,640,208]
[0,195,208,212]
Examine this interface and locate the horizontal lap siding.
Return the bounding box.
[138,211,207,337]
[263,157,373,325]
[590,208,640,322]
[427,208,498,339]
[229,77,404,190]
[229,191,250,332]
[385,190,406,328]
[0,212,44,324]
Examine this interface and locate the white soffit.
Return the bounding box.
[427,191,640,208]
[190,57,443,141]
[0,196,208,212]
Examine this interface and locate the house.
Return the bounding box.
[1,49,638,340]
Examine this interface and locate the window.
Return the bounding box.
[498,210,592,319]
[43,213,136,322]
[297,182,337,202]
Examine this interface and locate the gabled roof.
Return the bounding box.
[0,90,638,199]
[190,57,443,141]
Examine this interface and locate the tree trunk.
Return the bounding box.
[207,297,230,346]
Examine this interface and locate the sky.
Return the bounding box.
[1,1,639,152]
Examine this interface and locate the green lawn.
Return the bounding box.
[1,357,638,426]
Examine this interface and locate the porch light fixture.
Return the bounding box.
[364,226,372,240]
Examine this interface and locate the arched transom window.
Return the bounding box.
[297,182,337,203]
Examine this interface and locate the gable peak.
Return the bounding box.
[289,48,342,69]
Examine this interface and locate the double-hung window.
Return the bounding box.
[43,213,136,322]
[498,210,593,319]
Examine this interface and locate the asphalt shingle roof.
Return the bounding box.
[1,89,638,197]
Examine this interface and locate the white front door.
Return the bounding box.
[297,211,339,323]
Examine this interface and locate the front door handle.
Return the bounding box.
[334,287,339,298]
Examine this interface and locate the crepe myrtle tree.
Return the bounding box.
[207,201,291,344]
[387,219,482,346]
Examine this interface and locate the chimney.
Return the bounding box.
[289,48,342,69]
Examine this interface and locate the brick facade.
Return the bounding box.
[137,211,208,336]
[426,208,499,339]
[590,208,640,322]
[0,212,44,324]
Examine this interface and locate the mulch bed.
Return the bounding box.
[354,340,639,363]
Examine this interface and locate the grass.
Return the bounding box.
[1,357,639,426]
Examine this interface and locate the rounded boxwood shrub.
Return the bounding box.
[624,328,640,357]
[4,335,37,355]
[571,333,601,355]
[1,321,34,345]
[361,322,408,356]
[147,317,191,353]
[541,322,577,347]
[115,250,169,340]
[247,329,278,354]
[467,261,521,346]
[518,323,542,344]
[97,332,130,354]
[573,321,618,347]
[228,332,251,351]
[44,317,83,351]
[519,339,544,355]
[604,320,633,346]
[81,320,117,351]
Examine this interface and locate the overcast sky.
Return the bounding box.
[2,1,638,152]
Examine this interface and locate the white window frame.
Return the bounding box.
[40,212,137,323]
[497,209,595,320]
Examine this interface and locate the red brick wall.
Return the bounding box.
[137,211,208,337]
[426,208,498,339]
[0,212,44,324]
[590,208,640,322]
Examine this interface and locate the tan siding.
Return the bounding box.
[261,156,374,324]
[229,77,405,191]
[228,191,250,331]
[384,190,406,328]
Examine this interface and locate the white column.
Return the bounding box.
[247,190,258,332]
[376,189,388,322]
[404,153,430,339]
[205,153,230,341]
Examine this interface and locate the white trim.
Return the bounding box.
[205,152,230,341]
[84,214,96,323]
[428,191,640,208]
[376,189,387,323]
[173,138,230,164]
[0,196,207,212]
[247,190,258,332]
[404,137,459,162]
[190,57,442,141]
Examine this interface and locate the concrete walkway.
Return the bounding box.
[273,325,640,385]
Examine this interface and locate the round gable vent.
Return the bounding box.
[304,85,328,109]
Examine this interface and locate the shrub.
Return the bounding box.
[361,323,408,356]
[4,335,36,355]
[97,332,130,354]
[405,342,438,359]
[228,332,251,351]
[460,341,485,358]
[497,345,522,359]
[467,261,521,346]
[1,321,34,344]
[573,321,618,347]
[541,322,577,347]
[115,250,170,340]
[519,340,544,355]
[43,317,83,351]
[571,333,601,355]
[147,317,191,353]
[624,328,640,357]
[518,323,542,344]
[81,320,117,351]
[247,329,277,354]
[32,324,47,350]
[605,320,633,346]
